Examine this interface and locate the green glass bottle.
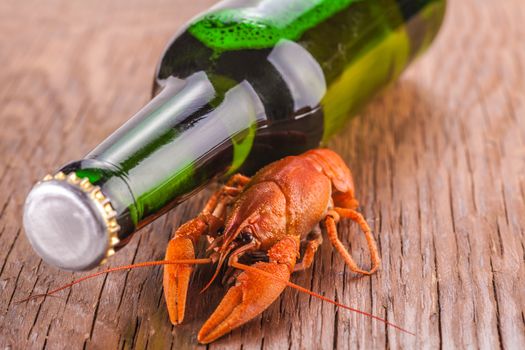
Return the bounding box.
[23,0,446,271]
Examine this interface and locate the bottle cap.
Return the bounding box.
[23,172,120,271]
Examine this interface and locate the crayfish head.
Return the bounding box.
[203,214,261,291]
[202,182,287,291]
[221,181,287,252]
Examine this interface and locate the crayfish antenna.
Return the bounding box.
[200,257,223,294]
[17,258,212,304]
[231,261,415,336]
[200,245,233,294]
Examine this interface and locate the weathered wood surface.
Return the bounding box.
[0,0,524,349]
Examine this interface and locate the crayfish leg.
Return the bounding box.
[325,208,381,275]
[294,224,323,272]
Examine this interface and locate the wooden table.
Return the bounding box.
[1,0,524,349]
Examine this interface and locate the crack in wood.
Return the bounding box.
[0,195,11,220]
[116,236,144,312]
[7,264,23,308]
[86,274,110,343]
[26,286,49,340]
[42,321,52,350]
[490,259,504,350]
[432,238,443,350]
[0,228,21,277]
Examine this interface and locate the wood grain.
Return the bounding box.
[1,0,524,349]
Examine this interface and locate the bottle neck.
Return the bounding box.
[62,72,266,239]
[60,0,448,243]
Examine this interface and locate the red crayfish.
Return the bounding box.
[23,149,410,343]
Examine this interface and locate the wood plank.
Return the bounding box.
[0,0,524,349]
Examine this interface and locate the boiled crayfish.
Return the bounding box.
[164,148,381,343]
[23,149,409,344]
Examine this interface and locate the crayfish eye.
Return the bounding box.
[235,231,253,244]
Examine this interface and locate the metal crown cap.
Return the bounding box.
[23,171,121,270]
[47,172,121,260]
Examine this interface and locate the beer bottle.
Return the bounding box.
[23,0,446,270]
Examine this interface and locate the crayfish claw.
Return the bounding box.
[197,261,290,344]
[198,236,298,344]
[163,236,196,325]
[163,216,212,325]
